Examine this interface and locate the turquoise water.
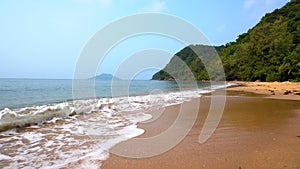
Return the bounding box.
[0,78,211,110]
[0,78,231,168]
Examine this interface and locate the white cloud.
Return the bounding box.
[243,0,288,21]
[74,0,95,5]
[100,0,113,8]
[264,0,284,10]
[243,0,256,10]
[74,0,113,8]
[142,0,167,13]
[265,0,273,8]
[244,0,287,11]
[217,24,225,32]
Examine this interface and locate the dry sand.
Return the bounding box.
[227,81,300,100]
[102,88,300,169]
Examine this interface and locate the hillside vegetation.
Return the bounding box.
[153,0,300,82]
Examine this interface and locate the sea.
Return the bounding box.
[0,78,233,168]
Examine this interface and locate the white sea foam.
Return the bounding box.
[1,119,109,169]
[22,132,44,142]
[213,82,237,90]
[0,154,11,160]
[0,83,234,168]
[0,88,205,132]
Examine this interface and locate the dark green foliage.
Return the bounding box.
[220,0,300,82]
[152,0,300,82]
[152,45,221,81]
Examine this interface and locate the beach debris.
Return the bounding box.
[267,89,275,95]
[283,90,292,95]
[69,110,77,116]
[294,92,300,96]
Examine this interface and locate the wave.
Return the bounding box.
[0,83,235,168]
[0,83,236,132]
[0,89,206,132]
[0,90,200,168]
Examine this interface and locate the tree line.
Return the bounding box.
[153,0,300,82]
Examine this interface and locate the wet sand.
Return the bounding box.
[102,93,300,169]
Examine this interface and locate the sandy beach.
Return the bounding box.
[102,82,300,169]
[227,81,300,100]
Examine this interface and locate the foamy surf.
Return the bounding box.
[0,89,202,168]
[0,89,208,132]
[0,83,234,168]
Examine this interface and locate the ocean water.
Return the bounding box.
[0,78,232,169]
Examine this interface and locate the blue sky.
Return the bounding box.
[0,0,290,79]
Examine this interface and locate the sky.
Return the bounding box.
[0,0,290,79]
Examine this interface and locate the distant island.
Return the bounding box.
[90,73,122,80]
[153,0,300,82]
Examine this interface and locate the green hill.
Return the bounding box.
[152,0,300,82]
[152,45,223,81]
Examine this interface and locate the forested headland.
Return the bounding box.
[152,0,300,82]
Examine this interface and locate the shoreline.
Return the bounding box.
[102,87,300,169]
[227,81,300,100]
